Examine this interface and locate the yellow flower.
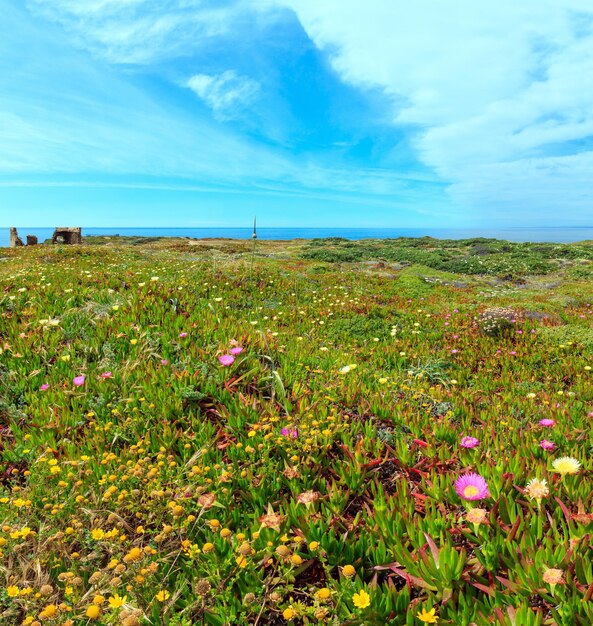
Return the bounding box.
[316,588,331,601]
[39,605,58,619]
[155,590,170,602]
[352,589,370,609]
[342,564,356,577]
[7,585,19,597]
[417,607,439,623]
[91,529,104,540]
[108,594,127,608]
[552,457,581,476]
[86,604,101,619]
[282,607,295,620]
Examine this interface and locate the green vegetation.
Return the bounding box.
[1,236,592,626]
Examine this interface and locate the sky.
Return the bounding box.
[1,0,593,228]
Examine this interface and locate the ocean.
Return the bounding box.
[2,226,593,248]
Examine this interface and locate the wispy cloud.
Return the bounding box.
[187,71,260,120]
[276,0,593,222]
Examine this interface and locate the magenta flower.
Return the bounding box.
[281,427,299,439]
[73,375,85,387]
[539,419,555,427]
[454,473,490,501]
[218,354,235,366]
[230,346,243,355]
[460,436,479,449]
[101,371,113,379]
[179,332,188,338]
[40,383,49,392]
[160,359,168,365]
[540,439,555,451]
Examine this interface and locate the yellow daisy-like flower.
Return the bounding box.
[108,593,127,609]
[86,604,101,619]
[7,585,19,597]
[417,607,439,623]
[155,590,170,602]
[552,457,581,476]
[352,589,370,609]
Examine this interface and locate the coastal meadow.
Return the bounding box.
[1,238,592,625]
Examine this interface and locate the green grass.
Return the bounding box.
[1,237,592,626]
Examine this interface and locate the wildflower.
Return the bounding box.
[39,605,58,619]
[108,594,127,609]
[454,473,490,501]
[91,528,104,540]
[230,346,243,355]
[552,457,581,476]
[540,439,555,451]
[7,585,19,597]
[218,354,235,366]
[73,375,85,387]
[86,605,101,619]
[283,607,295,620]
[259,505,285,531]
[460,436,479,448]
[40,383,49,391]
[155,590,170,602]
[525,478,549,507]
[316,588,331,601]
[281,427,298,438]
[101,371,113,379]
[297,490,320,506]
[539,419,555,427]
[465,508,488,530]
[417,607,439,623]
[342,565,356,577]
[123,547,143,563]
[543,567,565,593]
[179,332,187,338]
[352,589,370,609]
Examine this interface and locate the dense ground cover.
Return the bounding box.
[1,238,592,626]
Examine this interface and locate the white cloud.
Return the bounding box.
[273,0,593,222]
[25,0,243,64]
[187,71,260,119]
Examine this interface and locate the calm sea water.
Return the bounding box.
[2,226,593,248]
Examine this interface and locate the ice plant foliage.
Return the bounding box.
[1,238,592,625]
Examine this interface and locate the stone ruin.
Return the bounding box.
[9,226,82,247]
[52,227,82,245]
[9,227,23,247]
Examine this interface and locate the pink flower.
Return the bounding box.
[454,473,490,501]
[160,359,168,365]
[460,436,479,449]
[230,347,243,355]
[101,371,113,379]
[40,383,49,391]
[179,332,188,338]
[73,375,85,387]
[540,439,555,451]
[218,354,235,366]
[539,419,555,427]
[281,427,299,439]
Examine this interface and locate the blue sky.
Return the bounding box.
[1,0,593,228]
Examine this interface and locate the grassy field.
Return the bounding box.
[1,236,592,626]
